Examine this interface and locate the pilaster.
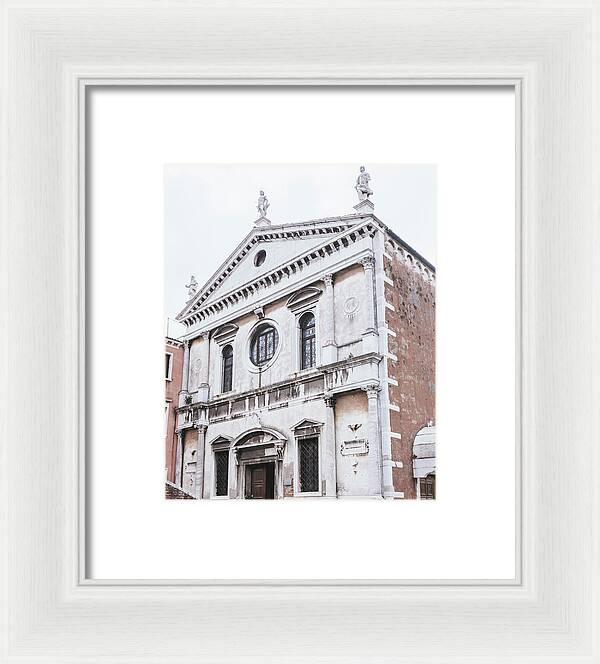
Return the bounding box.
[202,436,212,499]
[360,255,379,354]
[174,430,184,487]
[323,394,337,497]
[197,331,210,403]
[321,273,337,365]
[178,340,191,407]
[228,444,239,499]
[194,424,207,499]
[362,384,384,496]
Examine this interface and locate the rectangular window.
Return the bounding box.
[222,364,233,392]
[298,437,319,493]
[215,450,229,497]
[165,352,173,380]
[301,328,316,369]
[266,329,275,357]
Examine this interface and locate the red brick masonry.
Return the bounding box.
[384,242,435,498]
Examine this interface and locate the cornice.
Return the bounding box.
[176,214,380,322]
[177,349,381,414]
[181,247,375,342]
[199,367,325,409]
[179,218,378,328]
[322,351,382,373]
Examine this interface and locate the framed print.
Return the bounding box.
[2,2,599,663]
[87,87,516,581]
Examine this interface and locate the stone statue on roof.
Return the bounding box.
[185,275,198,298]
[355,166,373,201]
[257,190,270,218]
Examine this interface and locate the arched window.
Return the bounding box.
[221,344,233,392]
[299,311,316,370]
[250,324,279,367]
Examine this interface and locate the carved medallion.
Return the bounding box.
[344,296,360,319]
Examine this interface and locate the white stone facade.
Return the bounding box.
[173,208,433,499]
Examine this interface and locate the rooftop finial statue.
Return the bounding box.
[257,190,270,218]
[185,275,198,298]
[355,165,373,201]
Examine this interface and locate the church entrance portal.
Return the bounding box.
[233,428,285,499]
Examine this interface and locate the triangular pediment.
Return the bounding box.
[202,233,327,306]
[291,418,324,431]
[209,435,232,447]
[177,216,367,322]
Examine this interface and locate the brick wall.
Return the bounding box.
[383,240,435,498]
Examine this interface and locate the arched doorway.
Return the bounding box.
[232,428,286,499]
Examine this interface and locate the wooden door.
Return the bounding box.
[250,465,266,499]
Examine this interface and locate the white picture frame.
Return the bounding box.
[2,2,598,662]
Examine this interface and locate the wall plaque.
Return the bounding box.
[340,439,369,456]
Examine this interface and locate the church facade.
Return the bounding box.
[170,174,435,499]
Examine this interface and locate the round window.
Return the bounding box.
[249,324,279,366]
[254,249,266,267]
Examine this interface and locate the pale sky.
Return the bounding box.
[165,164,436,339]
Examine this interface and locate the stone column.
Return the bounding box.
[363,384,383,496]
[194,424,207,499]
[228,446,239,499]
[321,273,337,365]
[360,255,379,354]
[178,341,191,407]
[323,395,337,497]
[197,331,210,403]
[274,442,285,499]
[174,430,184,487]
[203,434,212,498]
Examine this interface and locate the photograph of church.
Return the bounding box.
[165,165,435,499]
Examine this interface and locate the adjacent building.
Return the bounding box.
[165,337,184,485]
[169,172,435,499]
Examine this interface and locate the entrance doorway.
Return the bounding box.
[248,463,275,499]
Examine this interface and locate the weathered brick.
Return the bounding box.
[384,238,435,498]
